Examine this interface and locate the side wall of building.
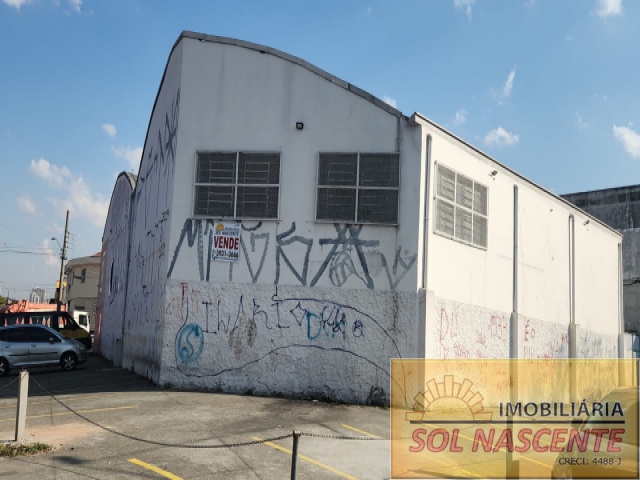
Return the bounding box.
[421,122,621,365]
[96,174,135,360]
[157,38,424,403]
[120,41,183,381]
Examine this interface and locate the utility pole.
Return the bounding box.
[57,210,70,312]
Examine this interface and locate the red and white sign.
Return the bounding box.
[211,222,241,262]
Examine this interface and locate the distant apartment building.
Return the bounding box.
[65,252,101,332]
[29,288,46,303]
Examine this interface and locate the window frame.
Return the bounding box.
[314,152,401,225]
[432,162,489,250]
[193,151,282,221]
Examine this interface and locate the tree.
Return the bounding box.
[0,296,6,305]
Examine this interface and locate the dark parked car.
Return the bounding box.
[551,387,638,479]
[0,324,88,376]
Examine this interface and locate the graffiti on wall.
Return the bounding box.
[121,85,181,381]
[166,283,408,401]
[167,219,417,291]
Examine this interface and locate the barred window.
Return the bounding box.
[435,164,488,248]
[194,152,280,219]
[316,153,400,224]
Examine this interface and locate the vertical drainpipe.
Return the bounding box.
[422,135,431,290]
[568,214,578,403]
[568,216,578,358]
[507,185,520,477]
[511,185,519,353]
[618,243,625,364]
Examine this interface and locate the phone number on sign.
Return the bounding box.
[213,250,238,260]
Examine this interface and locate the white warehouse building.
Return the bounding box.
[96,31,627,405]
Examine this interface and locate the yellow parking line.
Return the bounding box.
[0,405,138,422]
[341,424,380,437]
[421,422,551,476]
[253,436,358,480]
[0,392,127,410]
[129,458,183,480]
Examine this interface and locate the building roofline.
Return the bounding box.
[179,31,403,118]
[561,183,640,198]
[410,112,622,238]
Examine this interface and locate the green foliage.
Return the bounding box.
[0,442,52,457]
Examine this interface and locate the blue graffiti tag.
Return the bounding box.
[176,323,204,363]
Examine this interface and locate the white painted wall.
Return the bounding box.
[417,118,622,361]
[120,41,183,381]
[96,173,135,361]
[166,37,422,294]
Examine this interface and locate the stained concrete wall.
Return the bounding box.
[161,280,419,404]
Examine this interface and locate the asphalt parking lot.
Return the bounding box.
[0,355,391,479]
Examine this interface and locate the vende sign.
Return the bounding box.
[212,222,241,262]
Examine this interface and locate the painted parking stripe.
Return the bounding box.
[253,436,358,480]
[0,392,128,410]
[129,458,183,480]
[0,405,138,422]
[341,423,380,438]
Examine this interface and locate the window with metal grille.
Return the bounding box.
[194,152,280,219]
[435,164,488,248]
[316,153,400,224]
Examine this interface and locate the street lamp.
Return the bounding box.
[0,281,9,305]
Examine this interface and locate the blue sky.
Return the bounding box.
[0,0,638,300]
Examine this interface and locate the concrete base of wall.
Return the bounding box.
[158,280,420,405]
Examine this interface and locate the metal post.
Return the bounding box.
[57,210,70,312]
[15,369,29,443]
[290,431,300,480]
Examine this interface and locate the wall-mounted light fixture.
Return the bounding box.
[584,220,590,225]
[490,170,498,179]
[296,122,304,130]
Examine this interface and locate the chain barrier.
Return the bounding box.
[0,375,19,392]
[30,376,400,447]
[30,376,292,449]
[300,432,412,441]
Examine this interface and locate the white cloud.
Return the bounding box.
[67,0,81,12]
[112,146,143,171]
[102,123,117,137]
[453,108,468,126]
[29,158,109,229]
[502,67,516,98]
[41,239,59,268]
[576,112,588,130]
[454,0,475,21]
[382,95,397,108]
[2,0,32,10]
[484,127,520,147]
[595,0,622,17]
[565,34,574,42]
[29,158,72,188]
[17,193,36,215]
[613,124,640,158]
